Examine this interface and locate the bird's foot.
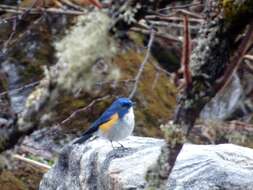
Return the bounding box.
[110,141,128,150]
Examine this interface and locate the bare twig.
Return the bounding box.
[152,71,160,90]
[181,15,192,88]
[158,2,203,12]
[176,9,203,19]
[87,0,103,9]
[61,95,111,125]
[244,54,253,61]
[3,19,17,51]
[2,0,39,50]
[12,154,51,172]
[20,0,40,18]
[0,81,40,97]
[94,79,135,89]
[164,9,203,19]
[147,21,200,31]
[215,22,253,92]
[151,62,172,76]
[1,15,44,56]
[130,27,181,43]
[145,15,203,23]
[0,5,88,16]
[128,29,155,99]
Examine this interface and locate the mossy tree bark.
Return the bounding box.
[146,0,253,189]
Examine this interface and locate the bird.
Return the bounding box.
[73,97,135,147]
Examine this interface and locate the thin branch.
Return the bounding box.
[145,15,204,23]
[152,71,160,90]
[244,54,253,61]
[128,29,155,99]
[87,0,103,9]
[151,62,172,76]
[155,9,203,19]
[1,15,44,57]
[20,0,40,18]
[0,81,40,97]
[215,22,253,92]
[59,0,83,10]
[244,54,253,74]
[3,19,17,51]
[130,27,181,43]
[95,79,135,87]
[61,95,111,125]
[12,154,51,172]
[147,21,200,31]
[181,15,192,88]
[2,0,39,50]
[174,9,203,19]
[158,2,203,12]
[0,5,88,16]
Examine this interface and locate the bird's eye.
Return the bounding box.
[121,103,130,108]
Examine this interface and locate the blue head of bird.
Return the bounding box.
[111,98,134,118]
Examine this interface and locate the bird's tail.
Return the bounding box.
[73,123,98,144]
[73,133,93,144]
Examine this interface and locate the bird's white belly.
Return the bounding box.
[99,107,135,141]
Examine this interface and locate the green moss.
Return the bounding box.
[21,63,43,81]
[0,73,8,92]
[128,32,145,46]
[0,171,28,190]
[113,47,177,137]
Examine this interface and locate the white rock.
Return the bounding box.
[39,136,253,190]
[168,144,253,190]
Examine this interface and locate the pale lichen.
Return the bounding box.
[160,123,187,147]
[54,11,120,93]
[117,2,141,24]
[18,11,121,131]
[146,145,170,190]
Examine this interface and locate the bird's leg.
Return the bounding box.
[110,140,115,149]
[116,142,125,148]
[85,135,98,143]
[91,136,99,141]
[110,141,125,149]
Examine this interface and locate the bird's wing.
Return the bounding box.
[73,105,118,144]
[82,107,118,135]
[91,108,119,133]
[98,113,119,133]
